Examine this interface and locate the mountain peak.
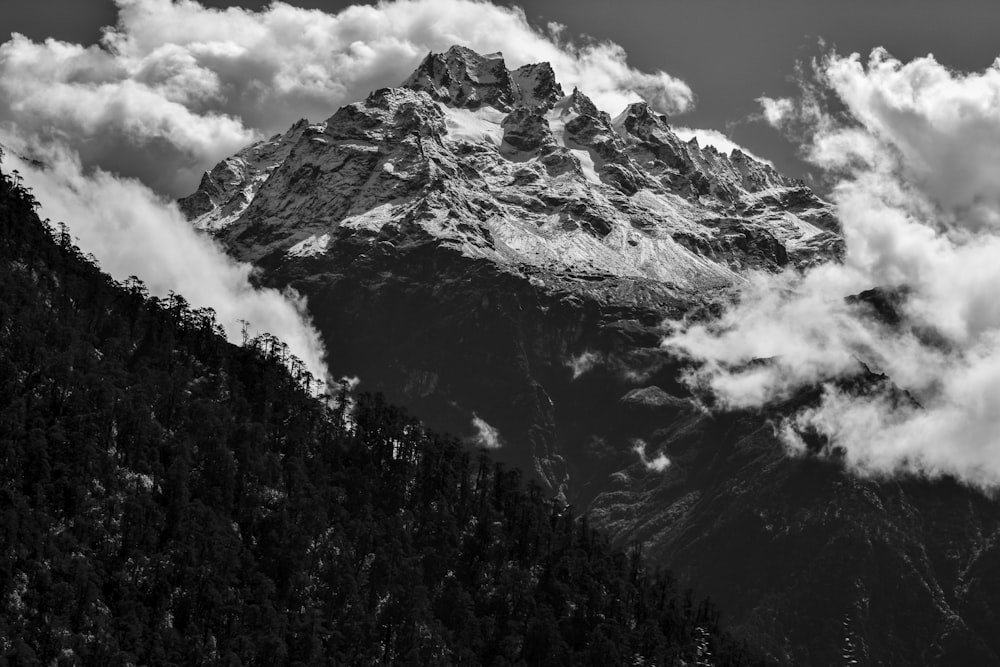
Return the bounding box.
[511,61,563,108]
[183,42,838,289]
[564,87,601,118]
[402,44,564,112]
[402,45,518,110]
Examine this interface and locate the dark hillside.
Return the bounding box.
[0,163,760,665]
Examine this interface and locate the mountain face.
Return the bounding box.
[179,44,839,495]
[180,46,1000,664]
[0,165,761,665]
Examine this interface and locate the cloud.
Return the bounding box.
[339,375,362,392]
[0,33,254,196]
[565,350,658,383]
[665,49,1000,487]
[672,127,774,165]
[0,0,693,197]
[631,439,671,472]
[756,96,795,129]
[567,351,602,379]
[469,413,503,450]
[1,141,327,382]
[819,49,1000,232]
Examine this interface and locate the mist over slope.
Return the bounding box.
[668,49,1000,487]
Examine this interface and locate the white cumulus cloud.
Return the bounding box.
[666,49,1000,487]
[0,0,693,197]
[756,95,795,129]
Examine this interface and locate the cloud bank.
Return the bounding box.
[2,142,328,381]
[0,0,694,196]
[666,49,1000,487]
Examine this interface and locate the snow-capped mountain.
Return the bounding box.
[177,47,1000,664]
[180,43,847,505]
[181,44,840,299]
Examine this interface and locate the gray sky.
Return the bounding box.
[4,0,1000,182]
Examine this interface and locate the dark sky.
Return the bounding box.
[4,0,1000,180]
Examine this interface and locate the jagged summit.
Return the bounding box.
[402,45,563,110]
[180,44,840,296]
[509,60,563,109]
[403,45,518,110]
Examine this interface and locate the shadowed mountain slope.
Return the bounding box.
[0,161,761,665]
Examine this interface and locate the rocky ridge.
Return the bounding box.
[181,44,840,299]
[179,44,847,504]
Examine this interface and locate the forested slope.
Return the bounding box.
[0,163,761,665]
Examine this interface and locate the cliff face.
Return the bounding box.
[178,46,1000,664]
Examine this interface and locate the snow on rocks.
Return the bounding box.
[180,46,840,293]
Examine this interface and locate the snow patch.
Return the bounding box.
[340,201,398,232]
[546,100,601,184]
[569,148,600,185]
[441,106,505,145]
[287,233,332,258]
